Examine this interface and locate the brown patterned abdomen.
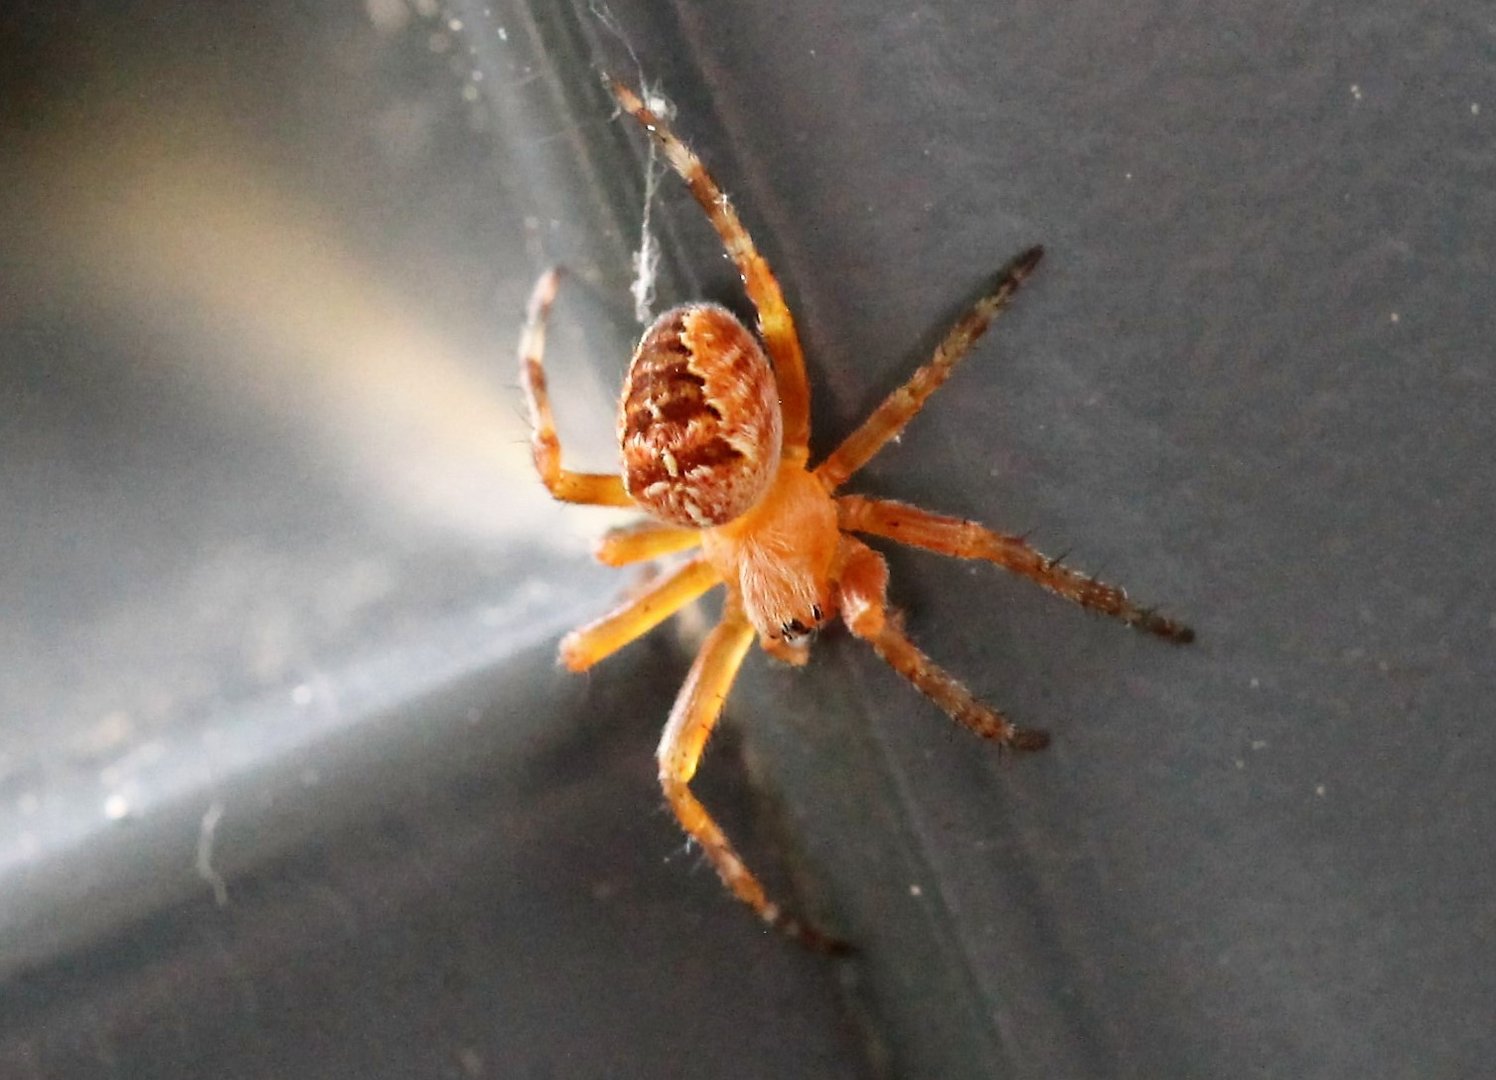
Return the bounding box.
[619,304,781,528]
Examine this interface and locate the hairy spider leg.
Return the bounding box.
[815,245,1044,491]
[520,268,634,507]
[838,496,1195,643]
[837,536,1051,751]
[560,556,721,672]
[594,519,703,567]
[609,80,813,462]
[658,595,848,952]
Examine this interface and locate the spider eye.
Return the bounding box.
[811,604,823,622]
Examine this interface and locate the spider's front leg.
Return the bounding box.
[658,594,846,952]
[592,518,702,567]
[837,535,1050,751]
[518,269,633,507]
[560,556,720,671]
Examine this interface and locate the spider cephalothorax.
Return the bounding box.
[519,79,1193,951]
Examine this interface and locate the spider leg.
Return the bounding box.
[658,593,846,952]
[560,555,721,672]
[519,268,633,507]
[593,519,702,567]
[815,246,1043,490]
[608,80,813,462]
[836,535,1050,751]
[838,495,1195,643]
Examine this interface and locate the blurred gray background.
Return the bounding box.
[1,1,1491,1077]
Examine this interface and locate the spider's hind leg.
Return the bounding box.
[519,268,634,507]
[836,535,1050,752]
[608,79,814,460]
[815,245,1043,490]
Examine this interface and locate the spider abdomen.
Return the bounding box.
[619,304,782,527]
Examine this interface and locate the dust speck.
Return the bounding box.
[104,793,131,821]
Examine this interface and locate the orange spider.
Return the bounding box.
[519,79,1193,951]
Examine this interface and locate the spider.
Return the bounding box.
[519,78,1193,952]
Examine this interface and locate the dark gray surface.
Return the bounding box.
[3,0,1493,1078]
[588,2,1496,1078]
